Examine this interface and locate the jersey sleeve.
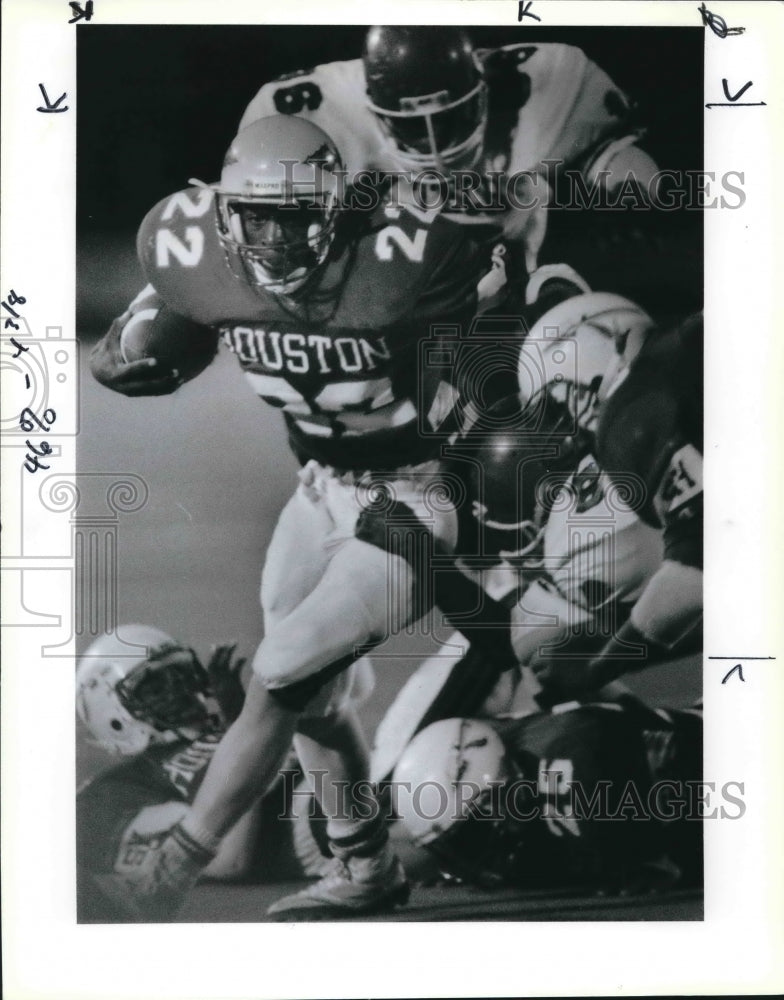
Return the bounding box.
[416,216,481,323]
[238,59,388,176]
[134,187,236,325]
[597,315,703,564]
[486,43,632,173]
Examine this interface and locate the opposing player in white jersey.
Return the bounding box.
[532,312,704,699]
[240,26,659,277]
[368,289,665,781]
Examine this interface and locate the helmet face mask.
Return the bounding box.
[210,116,344,294]
[115,645,213,735]
[364,26,488,171]
[216,194,339,294]
[368,81,488,171]
[470,495,547,563]
[218,195,335,292]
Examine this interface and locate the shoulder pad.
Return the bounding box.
[136,187,215,273]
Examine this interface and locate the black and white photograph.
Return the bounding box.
[2,2,783,998]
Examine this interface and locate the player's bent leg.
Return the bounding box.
[256,536,415,689]
[200,799,266,883]
[294,707,370,825]
[260,539,419,918]
[289,662,377,877]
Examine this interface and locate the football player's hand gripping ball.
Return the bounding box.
[89,312,185,397]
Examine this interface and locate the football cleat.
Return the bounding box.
[267,845,409,919]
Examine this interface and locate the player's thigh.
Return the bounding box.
[255,538,418,689]
[261,486,334,627]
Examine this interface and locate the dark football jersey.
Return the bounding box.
[76,733,224,878]
[135,182,478,471]
[597,314,703,567]
[424,701,701,889]
[77,733,230,921]
[490,704,663,884]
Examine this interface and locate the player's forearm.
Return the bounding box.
[587,560,703,685]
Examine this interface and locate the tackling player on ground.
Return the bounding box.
[76,628,257,920]
[391,699,704,893]
[366,287,667,782]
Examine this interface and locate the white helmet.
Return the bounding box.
[518,291,656,432]
[392,717,508,845]
[392,718,531,885]
[75,626,214,756]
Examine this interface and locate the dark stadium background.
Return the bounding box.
[76,27,703,917]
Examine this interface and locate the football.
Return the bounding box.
[119,304,219,382]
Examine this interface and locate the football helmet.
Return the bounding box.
[459,392,594,561]
[75,626,216,756]
[363,26,487,171]
[393,718,530,886]
[519,291,655,423]
[209,116,344,294]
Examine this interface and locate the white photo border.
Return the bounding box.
[2,1,783,997]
